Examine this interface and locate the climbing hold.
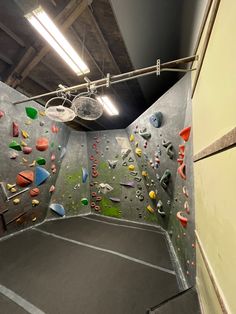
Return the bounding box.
[12,122,19,137]
[92,171,99,178]
[121,148,131,159]
[157,200,165,217]
[122,161,128,166]
[49,185,55,193]
[29,160,36,167]
[130,171,138,176]
[9,140,22,151]
[36,157,46,165]
[81,198,88,205]
[179,144,185,154]
[179,126,191,142]
[21,130,29,139]
[51,124,59,133]
[139,129,151,140]
[16,170,34,187]
[96,196,102,201]
[178,163,186,180]
[22,146,33,154]
[95,205,100,211]
[39,111,46,116]
[25,107,38,119]
[128,164,135,171]
[10,187,17,193]
[39,121,45,127]
[177,158,184,165]
[184,201,190,214]
[183,186,189,197]
[50,203,65,217]
[36,137,49,151]
[82,167,88,183]
[134,177,141,182]
[35,166,50,186]
[120,181,135,188]
[30,188,40,197]
[21,141,27,147]
[160,169,171,189]
[9,152,18,159]
[142,171,148,177]
[177,211,188,228]
[130,134,134,142]
[32,199,39,206]
[0,110,4,118]
[91,192,97,197]
[149,112,163,128]
[149,190,156,199]
[7,183,16,190]
[138,195,144,201]
[147,205,155,214]
[108,160,118,169]
[99,183,113,194]
[166,144,174,159]
[51,153,56,161]
[162,139,171,148]
[109,197,120,203]
[60,147,66,160]
[128,157,134,162]
[13,198,20,205]
[135,147,142,157]
[90,202,96,208]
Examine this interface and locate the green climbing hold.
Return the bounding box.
[51,142,54,148]
[81,198,88,205]
[25,107,38,119]
[9,140,22,151]
[36,157,46,165]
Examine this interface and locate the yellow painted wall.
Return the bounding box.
[192,1,236,313]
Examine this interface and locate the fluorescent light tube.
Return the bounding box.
[25,6,90,75]
[97,96,119,116]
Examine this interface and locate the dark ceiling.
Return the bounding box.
[0,0,205,131]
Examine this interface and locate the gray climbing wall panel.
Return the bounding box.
[87,130,155,222]
[0,82,70,237]
[47,130,90,218]
[126,74,195,286]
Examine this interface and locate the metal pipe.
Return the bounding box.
[13,55,198,105]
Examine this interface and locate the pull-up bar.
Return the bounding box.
[13,55,198,105]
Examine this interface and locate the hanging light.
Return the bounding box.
[25,6,90,76]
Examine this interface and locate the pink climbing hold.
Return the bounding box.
[176,211,188,228]
[12,122,19,137]
[178,163,186,180]
[51,124,59,133]
[179,126,191,142]
[51,153,56,161]
[22,146,32,154]
[0,110,4,118]
[184,201,190,214]
[49,185,55,193]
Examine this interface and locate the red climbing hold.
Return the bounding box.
[95,205,100,211]
[36,137,49,151]
[92,171,99,178]
[96,196,102,201]
[0,110,4,118]
[178,163,186,180]
[91,192,97,197]
[23,146,33,154]
[30,188,40,197]
[16,170,34,187]
[177,158,184,165]
[51,125,59,133]
[179,126,191,142]
[90,202,95,208]
[179,144,185,154]
[13,122,19,137]
[90,155,94,160]
[176,211,188,228]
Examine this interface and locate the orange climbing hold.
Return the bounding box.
[179,126,191,142]
[36,137,49,151]
[16,170,34,187]
[178,163,186,180]
[176,211,188,228]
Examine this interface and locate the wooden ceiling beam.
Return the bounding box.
[7,0,89,88]
[0,21,25,47]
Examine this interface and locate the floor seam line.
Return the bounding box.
[33,228,176,276]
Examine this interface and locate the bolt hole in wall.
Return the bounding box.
[0,73,195,287]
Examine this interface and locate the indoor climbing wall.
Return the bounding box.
[47,130,90,218]
[126,74,195,286]
[87,129,156,222]
[0,82,70,237]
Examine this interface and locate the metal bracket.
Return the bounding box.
[106,73,111,87]
[156,59,160,76]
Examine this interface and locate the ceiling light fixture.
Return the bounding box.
[25,6,90,76]
[97,96,119,116]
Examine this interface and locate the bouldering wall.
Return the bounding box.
[0,82,70,238]
[126,74,195,286]
[87,130,153,222]
[47,130,90,219]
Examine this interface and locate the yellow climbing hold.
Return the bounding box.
[130,134,134,142]
[142,171,148,177]
[135,147,142,157]
[39,111,46,116]
[21,141,27,147]
[10,187,17,193]
[25,120,32,125]
[32,217,37,222]
[29,160,36,167]
[32,199,40,206]
[21,130,29,139]
[149,190,156,199]
[7,183,15,190]
[147,205,155,213]
[13,198,20,205]
[128,164,135,171]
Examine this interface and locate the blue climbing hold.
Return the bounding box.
[35,166,50,186]
[82,167,88,183]
[49,203,65,217]
[149,112,163,128]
